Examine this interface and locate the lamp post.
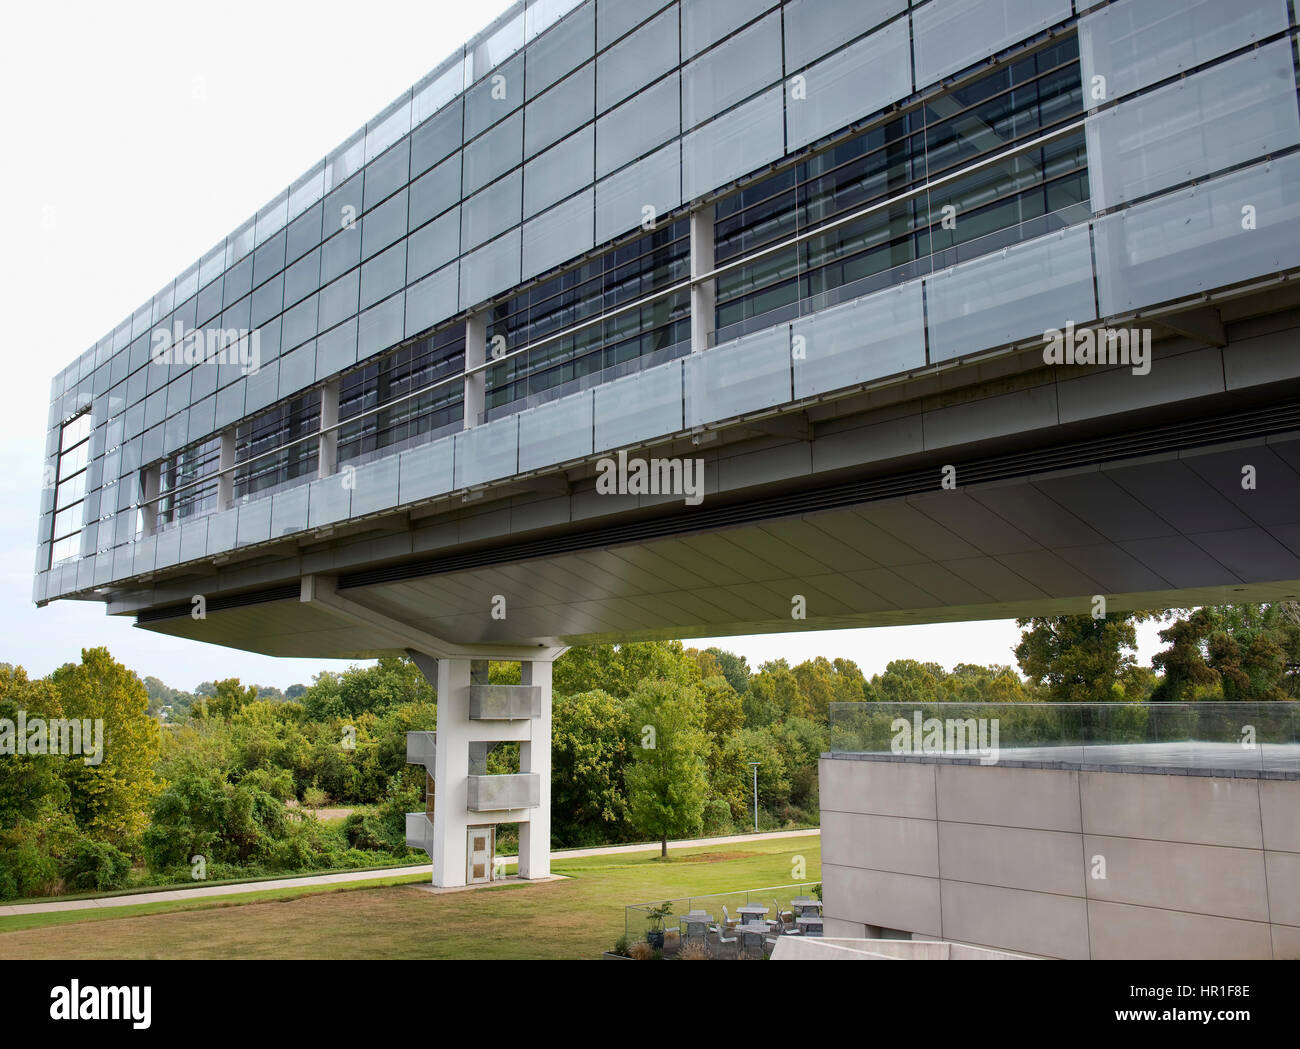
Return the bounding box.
[747,761,760,832]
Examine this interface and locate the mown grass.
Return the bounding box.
[0,835,819,959]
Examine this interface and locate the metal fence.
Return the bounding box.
[624,882,820,943]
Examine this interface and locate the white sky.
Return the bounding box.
[0,1,1171,692]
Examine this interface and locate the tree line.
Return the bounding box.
[2,602,1295,900]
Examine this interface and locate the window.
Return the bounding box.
[233,392,321,500]
[713,36,1087,341]
[50,410,92,566]
[337,323,466,465]
[158,436,222,528]
[484,218,690,416]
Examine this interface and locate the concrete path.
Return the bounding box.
[0,828,818,917]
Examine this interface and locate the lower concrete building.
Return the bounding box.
[820,704,1300,960]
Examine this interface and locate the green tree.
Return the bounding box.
[551,689,636,845]
[1015,615,1143,702]
[51,647,162,843]
[624,679,709,858]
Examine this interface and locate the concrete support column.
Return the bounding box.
[464,312,486,429]
[518,659,552,881]
[431,657,472,888]
[318,379,339,478]
[217,429,236,509]
[690,203,716,353]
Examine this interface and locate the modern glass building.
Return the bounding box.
[34,0,1300,887]
[36,0,1300,609]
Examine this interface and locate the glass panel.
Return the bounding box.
[286,202,323,264]
[408,207,461,281]
[596,5,679,113]
[466,52,525,140]
[361,243,408,310]
[364,138,411,212]
[1094,153,1300,315]
[1085,40,1300,212]
[783,0,907,71]
[253,231,286,288]
[685,323,791,427]
[454,417,519,487]
[409,152,462,229]
[399,435,456,503]
[682,10,782,129]
[361,189,409,260]
[289,162,326,220]
[518,389,594,471]
[413,61,464,128]
[593,357,683,450]
[405,262,460,337]
[350,453,401,516]
[225,218,256,268]
[523,188,595,278]
[326,128,366,191]
[309,474,353,529]
[270,483,309,537]
[321,222,362,285]
[596,0,668,49]
[596,71,678,178]
[792,280,925,399]
[284,248,322,310]
[682,86,784,202]
[462,171,523,251]
[527,0,585,41]
[180,515,208,563]
[205,506,239,556]
[595,141,682,243]
[524,61,595,158]
[460,230,522,310]
[411,96,464,176]
[526,1,594,97]
[462,109,523,195]
[318,269,360,332]
[236,497,272,547]
[365,93,412,163]
[926,222,1096,363]
[1080,0,1289,104]
[912,0,1072,88]
[222,256,253,309]
[315,318,358,379]
[524,126,593,217]
[251,273,283,328]
[256,191,289,247]
[786,19,912,151]
[681,0,773,58]
[358,293,405,360]
[278,341,317,398]
[470,6,526,82]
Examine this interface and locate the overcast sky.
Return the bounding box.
[0,1,1169,692]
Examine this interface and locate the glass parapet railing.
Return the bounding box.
[828,701,1300,773]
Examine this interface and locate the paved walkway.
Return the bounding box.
[0,828,818,917]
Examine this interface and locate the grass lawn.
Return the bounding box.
[0,835,819,960]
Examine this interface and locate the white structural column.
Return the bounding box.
[217,429,236,509]
[419,653,555,888]
[318,379,340,477]
[690,203,716,353]
[517,659,552,880]
[463,311,486,429]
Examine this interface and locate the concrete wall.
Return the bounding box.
[819,756,1300,959]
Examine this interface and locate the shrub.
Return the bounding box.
[612,934,631,957]
[680,940,711,960]
[701,798,733,836]
[628,941,654,961]
[60,840,132,892]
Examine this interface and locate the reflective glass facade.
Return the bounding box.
[35,0,1300,604]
